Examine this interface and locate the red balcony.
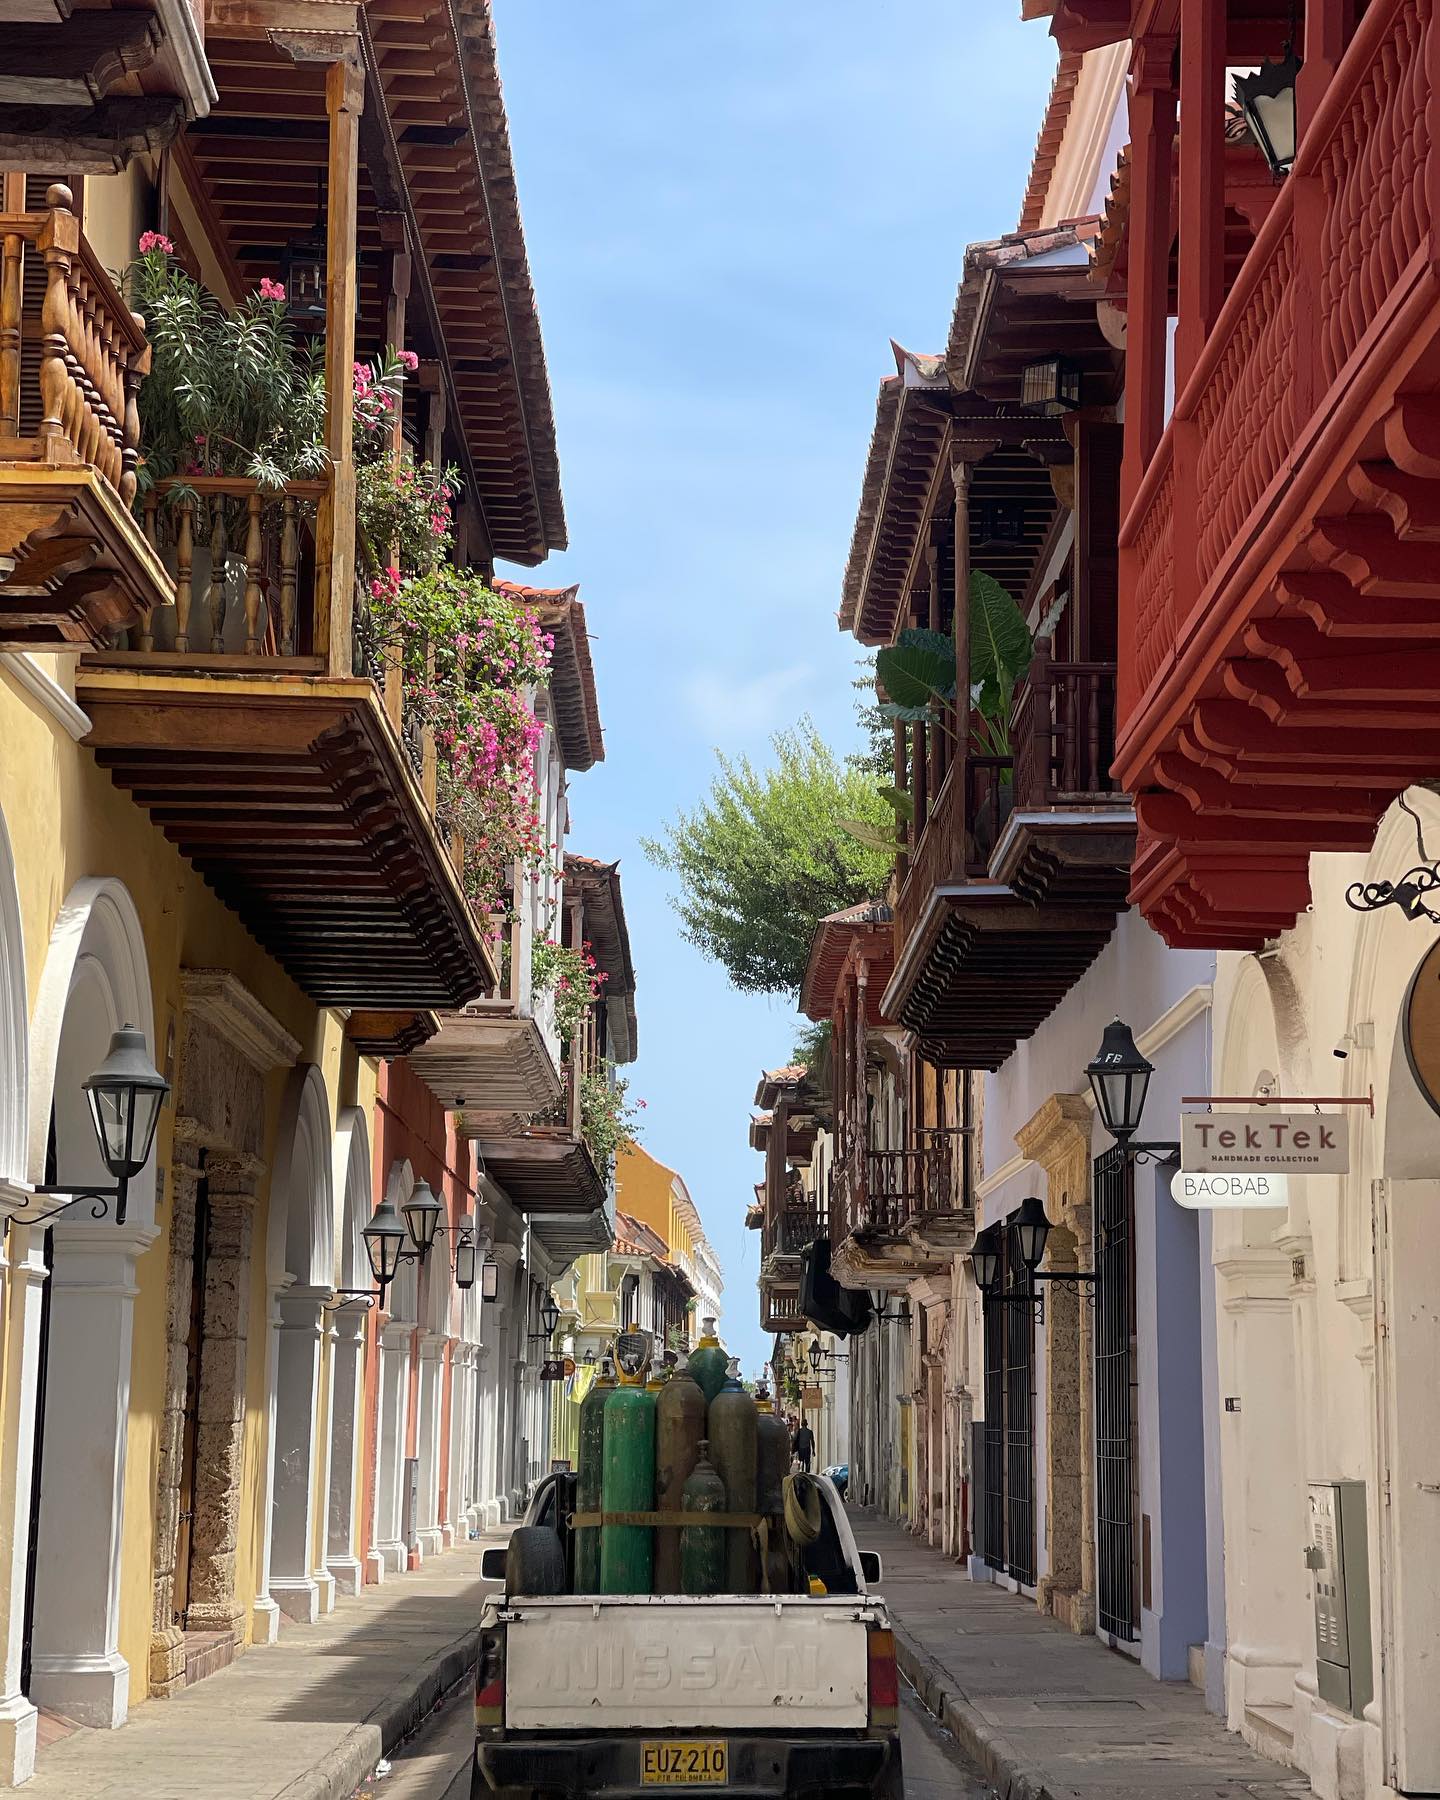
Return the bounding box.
[1117,0,1440,946]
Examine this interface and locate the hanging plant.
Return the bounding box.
[531,937,607,1045]
[351,349,459,577]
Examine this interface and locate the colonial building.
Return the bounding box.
[1033,0,1440,1793]
[0,0,597,1784]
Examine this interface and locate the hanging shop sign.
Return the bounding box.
[1171,1169,1290,1210]
[1404,938,1440,1119]
[801,1385,824,1410]
[1181,1111,1350,1175]
[539,1357,566,1382]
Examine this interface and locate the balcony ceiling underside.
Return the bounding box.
[528,1209,613,1263]
[0,465,174,653]
[472,1134,607,1213]
[887,885,1121,1069]
[345,1008,438,1057]
[1123,357,1440,944]
[76,669,494,1009]
[1043,0,1294,56]
[187,9,562,565]
[407,1006,562,1115]
[832,1235,947,1285]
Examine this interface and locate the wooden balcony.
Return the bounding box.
[75,463,497,1012]
[760,1283,806,1334]
[887,652,1133,1067]
[466,1048,607,1216]
[1117,0,1440,947]
[408,998,563,1125]
[760,1203,825,1276]
[0,187,172,651]
[830,1139,972,1289]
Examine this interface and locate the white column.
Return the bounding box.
[311,1313,337,1617]
[476,1344,499,1529]
[0,1212,46,1784]
[266,1286,328,1624]
[373,1321,411,1574]
[449,1346,473,1538]
[251,1288,283,1644]
[414,1333,446,1559]
[26,1220,156,1729]
[326,1302,367,1596]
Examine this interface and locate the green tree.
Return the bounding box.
[642,721,892,996]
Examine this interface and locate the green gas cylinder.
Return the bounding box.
[600,1371,657,1594]
[754,1384,793,1593]
[655,1367,708,1594]
[575,1356,615,1593]
[708,1358,759,1593]
[687,1316,728,1404]
[680,1439,727,1596]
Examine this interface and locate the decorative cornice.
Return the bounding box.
[0,653,90,741]
[180,970,301,1073]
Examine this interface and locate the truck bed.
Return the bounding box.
[498,1594,880,1732]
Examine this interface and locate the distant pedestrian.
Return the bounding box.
[792,1421,814,1473]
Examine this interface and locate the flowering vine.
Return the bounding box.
[352,348,458,579]
[531,938,607,1045]
[579,1063,643,1169]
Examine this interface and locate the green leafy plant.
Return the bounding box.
[874,572,1065,760]
[532,937,606,1044]
[126,238,327,494]
[642,721,893,996]
[579,1063,643,1169]
[351,349,458,577]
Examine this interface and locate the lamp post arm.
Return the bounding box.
[12,1176,129,1234]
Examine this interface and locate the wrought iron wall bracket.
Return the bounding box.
[324,1288,381,1312]
[982,1268,1097,1325]
[7,1179,129,1236]
[1127,1141,1180,1167]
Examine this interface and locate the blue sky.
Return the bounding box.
[494,3,1058,1380]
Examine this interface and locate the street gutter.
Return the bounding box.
[891,1617,1054,1800]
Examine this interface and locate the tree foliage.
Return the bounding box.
[642,721,892,996]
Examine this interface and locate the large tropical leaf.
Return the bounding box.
[877,785,914,821]
[969,570,1032,699]
[835,818,900,855]
[878,699,936,724]
[875,626,957,712]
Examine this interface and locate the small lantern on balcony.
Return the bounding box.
[1235,48,1301,181]
[1019,356,1083,417]
[972,499,1026,548]
[280,173,327,330]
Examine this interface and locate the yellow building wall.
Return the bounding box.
[615,1144,678,1254]
[1,661,376,1698]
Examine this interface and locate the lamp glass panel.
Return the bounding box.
[1012,1200,1051,1274]
[481,1260,499,1301]
[402,1182,442,1252]
[455,1237,477,1290]
[365,1226,402,1284]
[972,1241,1001,1292]
[1249,86,1297,173]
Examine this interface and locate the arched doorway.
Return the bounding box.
[326,1109,370,1596]
[372,1160,416,1574]
[261,1065,334,1626]
[23,879,156,1730]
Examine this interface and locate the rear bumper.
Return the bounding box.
[473,1731,901,1798]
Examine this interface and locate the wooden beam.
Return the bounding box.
[204,0,361,38]
[0,14,162,108]
[1176,0,1225,383]
[0,96,182,173]
[315,51,363,678]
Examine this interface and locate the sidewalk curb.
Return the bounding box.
[891,1617,1055,1800]
[273,1621,483,1800]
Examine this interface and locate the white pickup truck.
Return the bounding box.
[471,1472,903,1800]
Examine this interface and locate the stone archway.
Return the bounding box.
[326,1109,371,1596]
[261,1065,335,1626]
[1015,1092,1095,1635]
[150,971,298,1694]
[21,879,156,1732]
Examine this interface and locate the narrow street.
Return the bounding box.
[375,1684,991,1800]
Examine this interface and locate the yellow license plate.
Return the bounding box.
[640,1740,728,1786]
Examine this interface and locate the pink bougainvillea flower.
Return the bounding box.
[258,276,286,302]
[398,349,420,371]
[138,230,174,256]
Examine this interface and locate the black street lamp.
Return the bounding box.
[970,1224,1003,1295]
[530,1296,561,1342]
[21,1025,170,1230]
[1010,1196,1051,1276]
[868,1285,906,1323]
[1086,1018,1180,1164]
[331,1184,463,1311]
[454,1231,477,1291]
[401,1179,443,1257]
[1019,356,1083,417]
[968,1201,1096,1323]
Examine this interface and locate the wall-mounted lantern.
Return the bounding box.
[1235,49,1301,181]
[20,1026,170,1231]
[968,1200,1096,1323]
[1019,356,1083,417]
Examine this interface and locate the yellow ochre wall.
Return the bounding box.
[0,657,376,1701]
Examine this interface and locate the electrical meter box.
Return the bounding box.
[1306,1481,1372,1717]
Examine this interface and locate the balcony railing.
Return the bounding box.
[1119,0,1433,725]
[1011,640,1119,807]
[1,185,148,503]
[762,1203,824,1262]
[848,1138,953,1236]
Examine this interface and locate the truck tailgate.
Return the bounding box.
[502,1596,873,1732]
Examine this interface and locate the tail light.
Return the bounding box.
[866,1626,898,1729]
[475,1627,505,1733]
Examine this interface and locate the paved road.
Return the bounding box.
[374,1678,991,1798]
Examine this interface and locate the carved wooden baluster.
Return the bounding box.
[242,491,264,655]
[97,305,122,489]
[174,498,194,652]
[0,230,21,438]
[208,497,229,652]
[38,187,76,454]
[70,268,100,467]
[120,314,147,508]
[137,493,158,652]
[279,493,298,654]
[1086,673,1102,792]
